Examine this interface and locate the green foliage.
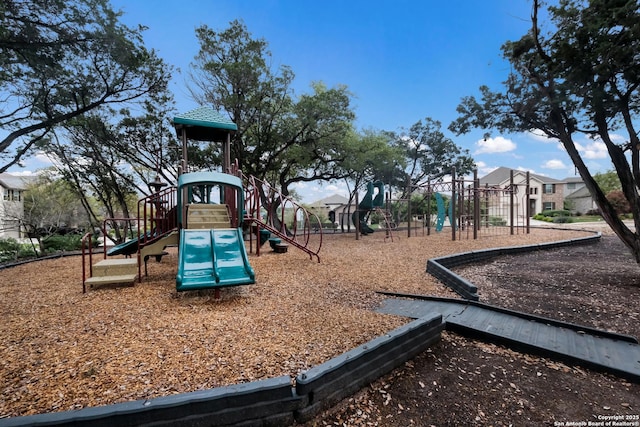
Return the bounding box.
[0,238,37,262]
[190,20,357,197]
[390,118,475,193]
[541,209,571,217]
[340,130,407,197]
[535,211,574,223]
[0,0,172,173]
[487,216,507,226]
[594,170,622,194]
[41,235,86,253]
[23,172,91,236]
[552,216,574,224]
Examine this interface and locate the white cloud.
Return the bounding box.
[474,136,516,154]
[575,140,607,159]
[526,129,558,143]
[34,151,54,165]
[541,159,567,170]
[8,169,40,176]
[475,162,498,176]
[297,181,350,204]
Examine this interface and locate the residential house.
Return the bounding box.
[479,167,566,222]
[563,176,586,197]
[0,173,33,239]
[307,194,357,228]
[564,185,598,214]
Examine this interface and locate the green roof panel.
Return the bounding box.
[173,107,237,141]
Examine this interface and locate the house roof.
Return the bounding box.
[173,106,237,142]
[479,166,562,186]
[565,185,592,199]
[0,173,36,190]
[309,194,349,207]
[563,176,583,184]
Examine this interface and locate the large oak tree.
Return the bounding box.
[0,0,171,173]
[188,20,357,197]
[450,0,640,263]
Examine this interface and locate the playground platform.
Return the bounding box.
[376,294,640,382]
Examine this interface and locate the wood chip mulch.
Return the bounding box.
[0,227,592,418]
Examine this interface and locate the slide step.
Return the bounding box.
[85,273,137,287]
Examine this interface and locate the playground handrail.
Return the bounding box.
[137,186,178,245]
[137,186,178,280]
[241,173,322,262]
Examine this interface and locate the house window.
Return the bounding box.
[567,183,576,190]
[529,187,538,195]
[3,189,21,201]
[543,202,556,210]
[543,184,556,194]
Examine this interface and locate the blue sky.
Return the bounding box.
[15,0,614,202]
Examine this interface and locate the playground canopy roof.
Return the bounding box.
[177,171,243,191]
[173,107,237,141]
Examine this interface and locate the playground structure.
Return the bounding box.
[393,168,533,240]
[81,107,323,293]
[333,168,530,242]
[175,172,254,291]
[349,181,395,241]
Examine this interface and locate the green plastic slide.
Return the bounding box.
[176,228,255,291]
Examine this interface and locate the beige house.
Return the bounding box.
[0,173,33,239]
[564,186,597,214]
[307,194,357,228]
[479,167,568,223]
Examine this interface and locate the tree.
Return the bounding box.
[189,20,356,197]
[0,0,172,173]
[47,113,143,239]
[390,117,475,197]
[21,171,92,251]
[335,130,403,194]
[336,129,406,231]
[450,0,640,263]
[607,190,631,215]
[593,170,622,194]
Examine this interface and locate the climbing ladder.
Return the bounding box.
[375,207,396,242]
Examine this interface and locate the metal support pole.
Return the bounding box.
[473,169,479,240]
[451,167,456,241]
[355,192,360,240]
[510,169,515,235]
[526,171,531,234]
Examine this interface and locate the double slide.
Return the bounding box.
[176,228,255,291]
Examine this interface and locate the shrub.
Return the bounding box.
[541,209,571,217]
[42,234,84,252]
[606,190,631,215]
[488,216,507,226]
[552,216,574,223]
[0,238,38,262]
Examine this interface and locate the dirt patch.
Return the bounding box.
[458,236,640,339]
[304,231,640,426]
